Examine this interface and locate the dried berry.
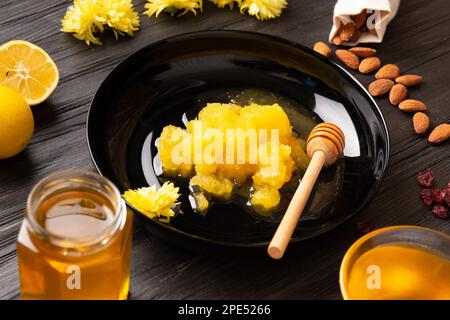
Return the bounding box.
[420,189,433,206]
[444,186,450,207]
[432,189,445,205]
[432,205,448,219]
[356,221,372,234]
[416,168,434,187]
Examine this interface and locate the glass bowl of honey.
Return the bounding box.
[340,226,450,300]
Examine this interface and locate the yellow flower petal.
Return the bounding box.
[61,0,103,45]
[61,0,140,45]
[123,182,181,223]
[143,0,203,17]
[97,0,140,38]
[239,0,287,20]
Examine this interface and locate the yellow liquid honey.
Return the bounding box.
[346,245,450,300]
[17,189,133,300]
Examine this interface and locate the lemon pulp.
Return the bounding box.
[0,40,59,105]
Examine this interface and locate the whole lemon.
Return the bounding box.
[0,85,34,159]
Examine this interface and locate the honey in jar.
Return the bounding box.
[340,226,450,300]
[17,170,133,300]
[346,245,450,299]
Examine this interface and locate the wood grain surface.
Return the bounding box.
[0,0,449,300]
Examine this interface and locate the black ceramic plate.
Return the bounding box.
[87,31,389,248]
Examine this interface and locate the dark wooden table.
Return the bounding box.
[0,0,449,300]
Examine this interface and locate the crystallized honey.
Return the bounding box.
[346,245,450,300]
[17,171,133,300]
[158,102,311,213]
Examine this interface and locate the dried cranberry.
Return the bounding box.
[444,188,450,207]
[432,189,445,205]
[420,189,434,206]
[356,221,373,234]
[432,205,448,219]
[416,168,434,187]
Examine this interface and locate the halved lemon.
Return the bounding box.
[0,40,59,106]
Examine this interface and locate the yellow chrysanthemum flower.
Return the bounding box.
[143,0,203,18]
[209,0,238,9]
[97,0,140,39]
[61,0,104,45]
[123,182,181,223]
[239,0,287,20]
[61,0,140,45]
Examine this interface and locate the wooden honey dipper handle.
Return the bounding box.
[267,151,326,259]
[268,123,345,259]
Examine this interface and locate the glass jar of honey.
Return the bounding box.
[340,226,450,300]
[17,170,133,300]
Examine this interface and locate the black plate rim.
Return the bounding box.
[86,30,390,247]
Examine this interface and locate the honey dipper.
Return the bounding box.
[268,123,345,259]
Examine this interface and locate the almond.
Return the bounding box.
[332,34,342,45]
[428,124,450,143]
[350,29,361,42]
[395,75,423,87]
[353,10,367,29]
[335,49,360,69]
[339,23,355,42]
[375,64,400,80]
[368,79,394,96]
[359,57,381,73]
[313,42,331,57]
[389,84,407,105]
[412,112,429,134]
[349,47,377,57]
[398,99,427,112]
